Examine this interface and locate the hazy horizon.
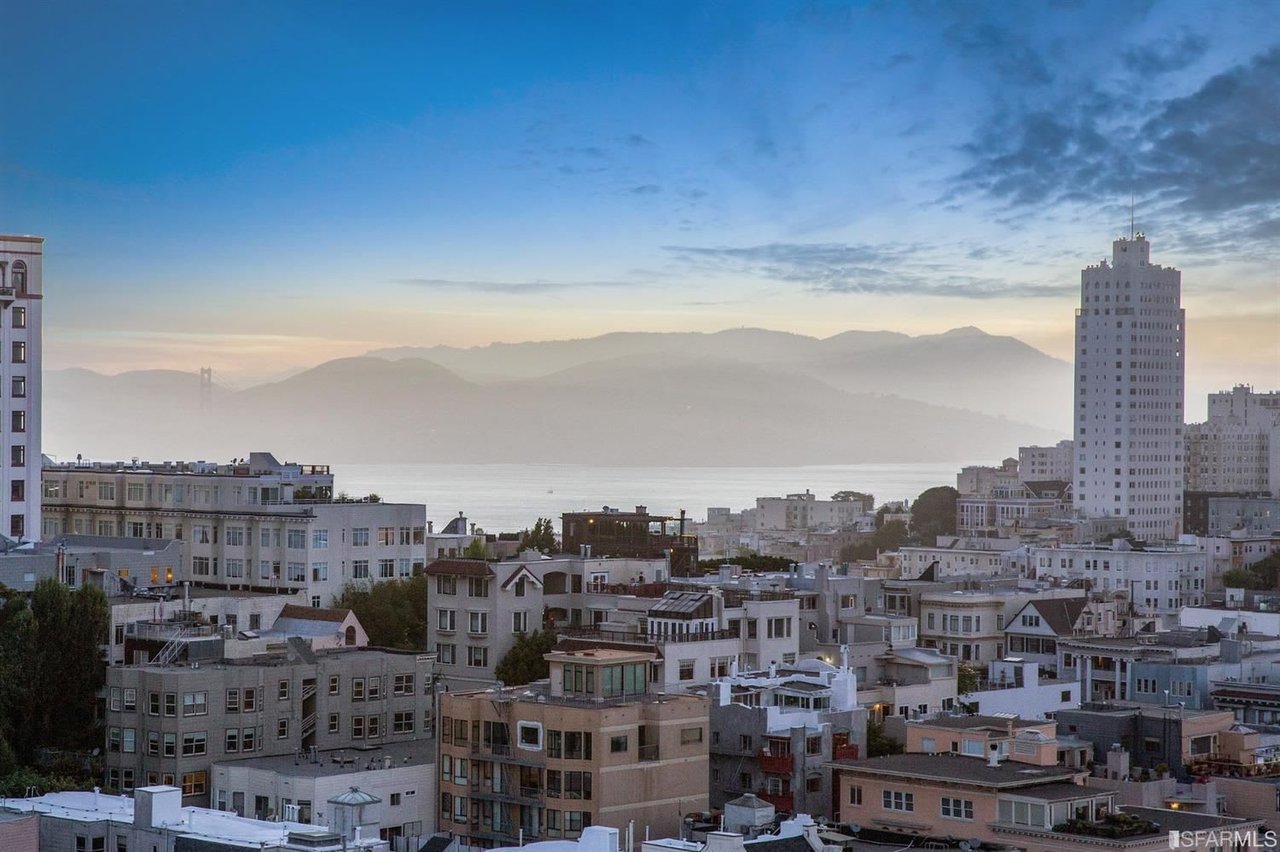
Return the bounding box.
[3,0,1276,410]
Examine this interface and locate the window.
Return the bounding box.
[849,785,863,805]
[610,735,628,753]
[10,445,24,467]
[353,678,366,701]
[11,376,25,398]
[225,728,239,752]
[468,611,488,634]
[10,411,24,432]
[12,307,25,328]
[181,771,207,797]
[767,617,792,639]
[468,646,488,668]
[277,719,289,738]
[518,721,543,749]
[352,527,370,546]
[393,674,414,695]
[181,732,207,756]
[163,733,176,757]
[163,693,177,717]
[328,675,340,695]
[12,341,26,363]
[468,577,490,597]
[680,726,703,744]
[678,660,695,680]
[379,558,395,578]
[312,529,328,549]
[512,611,528,633]
[182,692,207,717]
[329,713,340,734]
[242,688,257,712]
[941,797,974,820]
[393,711,415,734]
[123,688,136,711]
[436,643,456,665]
[883,790,914,812]
[437,576,456,595]
[287,529,305,549]
[353,560,370,579]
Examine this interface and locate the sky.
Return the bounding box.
[2,0,1277,415]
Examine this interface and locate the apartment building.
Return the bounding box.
[1073,233,1186,542]
[103,643,434,807]
[560,505,697,574]
[893,544,1016,580]
[918,587,1085,664]
[956,458,1020,498]
[960,659,1083,720]
[0,235,42,541]
[436,645,709,848]
[955,480,1071,539]
[753,490,870,531]
[1004,596,1124,674]
[211,739,435,844]
[1030,540,1207,627]
[1186,385,1280,496]
[42,452,426,605]
[706,655,864,817]
[427,553,801,686]
[1019,440,1075,483]
[1056,634,1226,703]
[1204,496,1280,536]
[1057,702,1236,776]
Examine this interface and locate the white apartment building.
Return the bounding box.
[753,490,870,532]
[918,587,1084,664]
[1186,385,1280,496]
[1030,541,1207,627]
[1073,233,1185,541]
[893,545,1015,580]
[956,459,1019,498]
[1019,440,1074,483]
[0,235,42,541]
[41,452,426,605]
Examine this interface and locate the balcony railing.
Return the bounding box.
[756,790,793,813]
[833,743,860,761]
[638,744,660,762]
[558,626,736,644]
[758,751,791,774]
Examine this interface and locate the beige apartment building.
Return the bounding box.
[437,645,709,848]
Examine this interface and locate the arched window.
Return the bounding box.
[10,261,26,294]
[344,625,356,646]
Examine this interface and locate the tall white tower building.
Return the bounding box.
[1072,233,1184,540]
[0,235,42,541]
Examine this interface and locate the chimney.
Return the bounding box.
[427,521,433,534]
[988,742,1001,768]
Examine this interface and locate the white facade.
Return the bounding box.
[1031,542,1207,627]
[963,659,1081,720]
[1019,441,1075,483]
[894,545,1015,579]
[0,235,41,541]
[1073,234,1185,540]
[42,453,426,605]
[753,491,869,532]
[1187,385,1280,496]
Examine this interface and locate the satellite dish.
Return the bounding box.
[847,824,861,834]
[960,844,972,852]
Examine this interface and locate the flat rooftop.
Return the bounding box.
[830,753,1080,787]
[214,738,434,778]
[912,715,1047,731]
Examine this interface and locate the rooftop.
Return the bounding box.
[214,739,434,778]
[829,753,1081,787]
[913,714,1047,732]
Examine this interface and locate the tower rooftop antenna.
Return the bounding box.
[1130,193,1135,240]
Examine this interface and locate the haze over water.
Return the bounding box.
[330,461,963,533]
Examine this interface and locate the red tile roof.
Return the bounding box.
[425,559,495,578]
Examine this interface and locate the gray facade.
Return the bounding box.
[103,646,434,806]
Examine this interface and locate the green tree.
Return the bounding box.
[494,630,558,686]
[909,486,958,544]
[866,718,903,757]
[957,662,981,695]
[463,538,488,559]
[697,554,795,574]
[333,575,430,650]
[1223,554,1280,590]
[519,518,558,554]
[830,490,874,510]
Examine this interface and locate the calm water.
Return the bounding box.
[328,462,962,533]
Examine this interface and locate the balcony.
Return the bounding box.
[758,751,792,774]
[470,785,545,806]
[638,744,660,762]
[833,743,860,761]
[756,790,793,813]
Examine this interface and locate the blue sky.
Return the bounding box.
[2,0,1277,408]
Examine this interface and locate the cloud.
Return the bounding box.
[1122,32,1209,75]
[628,184,662,195]
[664,243,1072,299]
[947,21,1053,86]
[952,46,1280,223]
[396,278,639,295]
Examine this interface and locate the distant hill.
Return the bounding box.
[367,326,1071,431]
[43,334,1064,465]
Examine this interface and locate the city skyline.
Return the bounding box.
[1,1,1276,404]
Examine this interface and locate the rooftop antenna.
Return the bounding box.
[1129,193,1135,240]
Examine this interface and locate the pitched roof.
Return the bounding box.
[278,604,350,623]
[424,559,494,578]
[501,565,543,590]
[1027,597,1088,635]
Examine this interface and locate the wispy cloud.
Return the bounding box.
[664,242,1072,299]
[396,278,639,295]
[1121,32,1209,75]
[951,46,1280,229]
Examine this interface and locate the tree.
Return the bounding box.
[494,630,558,686]
[830,491,874,510]
[463,538,488,559]
[697,554,794,574]
[909,486,958,544]
[1222,554,1280,591]
[866,718,903,757]
[838,520,910,562]
[957,662,981,695]
[333,575,430,650]
[519,518,557,554]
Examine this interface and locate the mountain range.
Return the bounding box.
[44,327,1070,465]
